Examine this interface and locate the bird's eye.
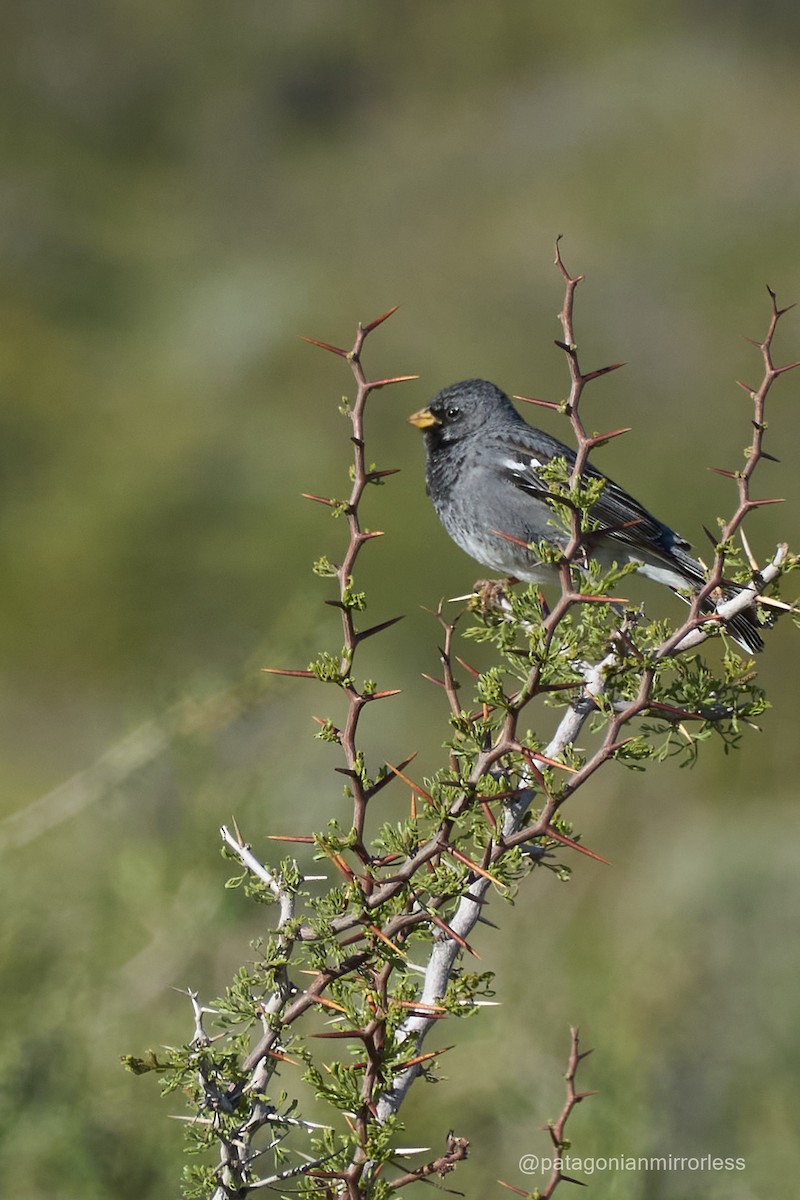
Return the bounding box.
[446,406,460,420]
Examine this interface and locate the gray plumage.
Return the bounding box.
[409,378,763,653]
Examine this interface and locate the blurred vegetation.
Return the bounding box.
[1,3,799,1198]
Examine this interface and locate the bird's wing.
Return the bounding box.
[500,432,695,559]
[498,432,579,508]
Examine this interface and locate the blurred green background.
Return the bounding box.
[2,3,799,1197]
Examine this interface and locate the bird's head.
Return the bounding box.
[408,379,516,448]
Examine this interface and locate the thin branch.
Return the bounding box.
[498,1027,595,1198]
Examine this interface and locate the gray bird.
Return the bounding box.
[409,378,763,653]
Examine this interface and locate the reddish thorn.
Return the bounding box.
[584,360,627,381]
[475,772,513,802]
[309,1028,366,1040]
[774,360,800,375]
[538,680,584,693]
[606,737,638,754]
[301,492,336,506]
[480,799,498,830]
[389,751,417,772]
[368,374,419,388]
[361,305,400,333]
[358,529,385,540]
[366,467,402,479]
[747,497,785,507]
[513,393,562,411]
[421,673,446,688]
[364,688,402,700]
[586,427,632,449]
[735,379,756,393]
[309,994,349,1013]
[648,701,702,720]
[454,655,481,678]
[447,846,504,886]
[266,834,315,843]
[427,911,479,957]
[372,851,403,865]
[386,763,435,804]
[491,527,532,549]
[395,999,448,1014]
[708,468,738,479]
[497,1181,530,1196]
[518,751,545,787]
[545,826,613,866]
[318,843,355,880]
[575,593,628,604]
[300,335,349,357]
[520,746,577,773]
[365,923,406,956]
[266,1049,301,1066]
[395,1044,455,1070]
[696,611,724,625]
[262,667,316,678]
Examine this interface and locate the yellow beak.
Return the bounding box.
[408,407,440,429]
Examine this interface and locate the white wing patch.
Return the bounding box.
[504,456,544,473]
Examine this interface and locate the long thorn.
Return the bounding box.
[368,374,419,388]
[583,361,627,381]
[300,335,348,357]
[362,305,400,333]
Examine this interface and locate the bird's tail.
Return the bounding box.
[681,587,766,654]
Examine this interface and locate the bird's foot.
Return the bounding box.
[470,577,517,614]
